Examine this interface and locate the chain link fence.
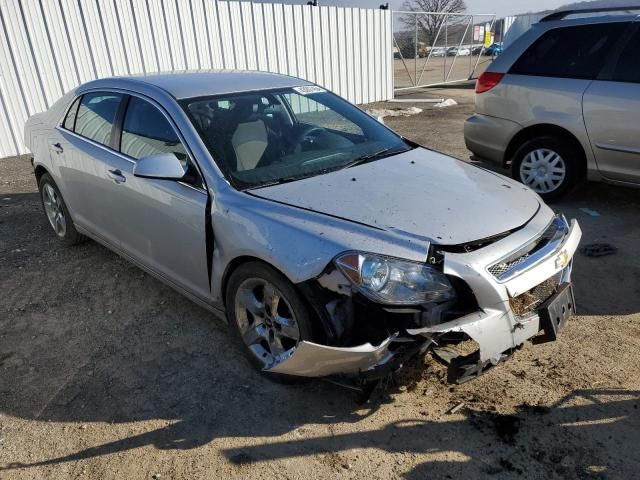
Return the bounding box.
[392,11,497,93]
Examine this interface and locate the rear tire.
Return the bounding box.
[225,261,316,383]
[38,173,84,246]
[511,136,579,201]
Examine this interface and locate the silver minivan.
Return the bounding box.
[465,7,640,199]
[25,71,581,389]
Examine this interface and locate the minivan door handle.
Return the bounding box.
[107,169,126,184]
[50,142,64,153]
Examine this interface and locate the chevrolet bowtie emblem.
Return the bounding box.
[555,250,570,269]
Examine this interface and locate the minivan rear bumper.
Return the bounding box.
[464,113,521,164]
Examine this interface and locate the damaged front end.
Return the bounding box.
[263,214,582,386]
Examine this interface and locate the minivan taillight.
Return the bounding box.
[475,72,504,94]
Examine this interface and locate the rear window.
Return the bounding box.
[510,23,628,80]
[74,92,122,147]
[612,28,640,84]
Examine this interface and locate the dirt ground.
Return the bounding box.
[1,85,639,480]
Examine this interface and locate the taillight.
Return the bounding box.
[475,72,504,94]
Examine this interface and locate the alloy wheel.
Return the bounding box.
[42,183,66,237]
[234,278,301,368]
[519,148,566,194]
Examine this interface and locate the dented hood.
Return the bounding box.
[251,148,540,245]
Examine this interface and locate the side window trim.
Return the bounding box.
[61,95,82,131]
[112,94,131,151]
[61,87,207,192]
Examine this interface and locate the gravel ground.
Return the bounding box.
[1,87,639,480]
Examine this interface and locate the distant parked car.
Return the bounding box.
[25,71,581,386]
[471,45,484,55]
[430,47,446,57]
[447,47,470,57]
[484,43,503,56]
[465,7,640,199]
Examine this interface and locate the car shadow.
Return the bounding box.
[221,388,640,478]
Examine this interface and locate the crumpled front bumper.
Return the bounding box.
[265,215,582,380]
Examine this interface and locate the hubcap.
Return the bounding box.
[42,183,66,237]
[234,278,301,368]
[519,148,566,194]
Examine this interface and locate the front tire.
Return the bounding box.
[225,262,316,382]
[511,136,578,201]
[38,173,84,246]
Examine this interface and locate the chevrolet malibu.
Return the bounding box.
[25,71,581,387]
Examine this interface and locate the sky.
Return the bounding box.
[246,0,571,18]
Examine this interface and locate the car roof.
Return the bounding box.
[78,70,314,100]
[535,13,639,30]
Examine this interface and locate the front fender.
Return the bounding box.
[209,189,430,302]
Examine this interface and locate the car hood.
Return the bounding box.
[251,148,540,245]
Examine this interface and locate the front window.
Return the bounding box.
[182,87,412,189]
[120,96,188,162]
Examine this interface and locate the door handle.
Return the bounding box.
[51,142,64,153]
[107,169,126,184]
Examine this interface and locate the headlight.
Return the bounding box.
[335,252,456,305]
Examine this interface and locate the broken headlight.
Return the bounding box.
[335,252,456,305]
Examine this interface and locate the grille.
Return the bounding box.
[509,272,562,317]
[488,216,567,281]
[488,254,530,277]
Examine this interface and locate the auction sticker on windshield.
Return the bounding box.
[293,86,326,95]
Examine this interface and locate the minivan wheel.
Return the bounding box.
[226,262,315,382]
[511,136,578,200]
[38,173,84,245]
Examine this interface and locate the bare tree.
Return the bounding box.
[401,0,467,46]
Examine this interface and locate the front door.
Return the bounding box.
[61,91,211,301]
[106,95,211,300]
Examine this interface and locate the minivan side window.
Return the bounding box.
[74,93,123,146]
[120,96,188,163]
[62,96,81,131]
[510,23,627,80]
[612,28,640,84]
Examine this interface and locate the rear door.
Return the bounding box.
[57,91,126,247]
[583,24,640,183]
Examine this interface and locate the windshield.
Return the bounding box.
[181,86,412,189]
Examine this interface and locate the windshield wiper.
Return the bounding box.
[339,147,406,170]
[245,176,300,190]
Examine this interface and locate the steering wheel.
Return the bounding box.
[294,126,326,153]
[191,110,216,129]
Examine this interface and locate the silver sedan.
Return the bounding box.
[25,71,581,388]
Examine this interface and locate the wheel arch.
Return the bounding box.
[504,124,587,178]
[221,255,289,310]
[219,255,335,344]
[34,164,50,184]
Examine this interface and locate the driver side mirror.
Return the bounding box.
[133,153,188,180]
